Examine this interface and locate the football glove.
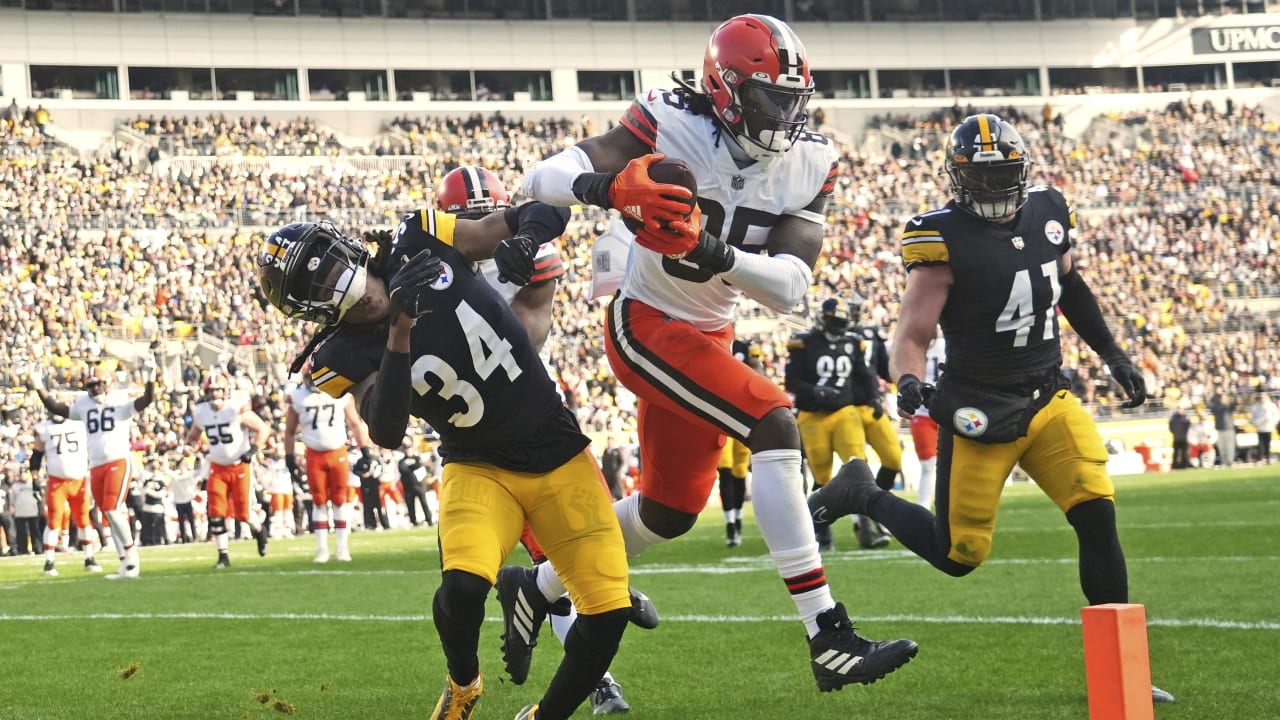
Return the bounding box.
[240,446,258,465]
[896,374,936,417]
[634,203,704,258]
[353,448,374,477]
[869,402,885,420]
[493,233,539,285]
[1107,358,1148,409]
[812,386,843,412]
[388,250,445,319]
[284,454,303,483]
[607,154,694,233]
[673,226,735,274]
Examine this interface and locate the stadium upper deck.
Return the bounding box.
[2,1,1280,138]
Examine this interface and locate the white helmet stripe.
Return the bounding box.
[463,166,484,202]
[754,14,804,76]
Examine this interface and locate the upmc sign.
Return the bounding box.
[1191,25,1280,54]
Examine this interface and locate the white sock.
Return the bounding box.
[536,560,568,602]
[44,528,59,563]
[80,527,97,561]
[104,510,134,561]
[333,504,351,554]
[215,530,230,553]
[313,505,331,553]
[917,457,937,509]
[751,449,834,637]
[614,492,667,557]
[723,509,734,523]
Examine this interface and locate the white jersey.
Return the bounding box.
[264,458,293,495]
[34,418,89,480]
[192,398,253,465]
[289,385,352,452]
[477,242,561,304]
[617,88,839,331]
[916,337,947,419]
[68,392,139,466]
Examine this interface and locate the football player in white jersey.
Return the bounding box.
[31,409,101,576]
[284,373,371,563]
[32,362,154,579]
[521,13,917,691]
[186,370,271,568]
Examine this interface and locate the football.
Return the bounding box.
[621,157,698,233]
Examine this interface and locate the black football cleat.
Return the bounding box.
[809,602,918,691]
[589,678,631,715]
[628,587,660,630]
[809,461,884,528]
[213,553,231,570]
[253,525,269,557]
[856,516,891,550]
[1152,685,1175,704]
[496,566,549,685]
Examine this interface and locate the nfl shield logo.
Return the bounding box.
[731,175,745,190]
[1011,236,1024,250]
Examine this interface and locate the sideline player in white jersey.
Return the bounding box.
[909,336,946,509]
[521,13,917,691]
[187,370,270,568]
[284,373,371,563]
[32,362,154,579]
[31,410,101,576]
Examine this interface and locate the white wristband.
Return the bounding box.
[722,252,812,313]
[521,145,594,207]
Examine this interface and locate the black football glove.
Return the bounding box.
[896,374,936,417]
[388,250,446,318]
[1106,357,1147,409]
[353,448,374,477]
[678,231,736,274]
[870,401,885,420]
[240,446,258,465]
[493,233,539,285]
[284,454,303,484]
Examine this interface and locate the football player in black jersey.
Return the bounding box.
[786,297,888,550]
[808,114,1172,705]
[256,204,634,720]
[846,294,905,495]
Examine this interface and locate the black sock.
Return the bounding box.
[1067,499,1128,605]
[432,570,490,685]
[537,608,629,720]
[874,466,899,491]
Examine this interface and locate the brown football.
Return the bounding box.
[621,157,698,233]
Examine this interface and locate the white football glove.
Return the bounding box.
[141,354,158,382]
[28,370,45,392]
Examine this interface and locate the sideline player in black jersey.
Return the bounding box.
[847,294,905,495]
[807,113,1173,705]
[256,204,633,720]
[786,297,887,550]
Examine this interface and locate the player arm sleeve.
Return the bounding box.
[1057,267,1124,363]
[29,450,43,472]
[521,145,595,207]
[361,351,414,449]
[784,345,820,406]
[503,202,572,245]
[720,252,812,313]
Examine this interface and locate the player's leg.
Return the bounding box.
[430,461,526,719]
[206,465,233,568]
[862,407,904,491]
[43,479,70,575]
[325,450,354,561]
[521,451,631,720]
[69,479,100,571]
[799,411,838,551]
[230,462,267,558]
[910,415,939,509]
[1019,394,1126,606]
[96,460,140,578]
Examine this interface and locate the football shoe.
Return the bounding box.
[809,602,918,690]
[629,587,660,630]
[43,560,58,577]
[496,565,550,685]
[429,673,483,720]
[590,678,631,715]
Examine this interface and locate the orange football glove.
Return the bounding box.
[608,153,695,234]
[634,203,702,258]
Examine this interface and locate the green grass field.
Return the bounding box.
[2,465,1277,720]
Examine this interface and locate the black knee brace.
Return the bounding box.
[209,517,227,536]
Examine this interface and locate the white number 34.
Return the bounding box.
[410,301,522,427]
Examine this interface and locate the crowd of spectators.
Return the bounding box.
[2,98,1279,525]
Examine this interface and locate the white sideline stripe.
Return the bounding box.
[0,611,1275,631]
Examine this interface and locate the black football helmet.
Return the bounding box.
[816,297,852,342]
[945,113,1029,220]
[257,221,370,325]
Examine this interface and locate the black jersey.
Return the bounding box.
[785,330,876,411]
[853,326,890,384]
[309,209,588,473]
[900,186,1075,384]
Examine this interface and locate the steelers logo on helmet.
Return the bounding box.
[945,113,1030,221]
[257,221,371,325]
[953,407,989,438]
